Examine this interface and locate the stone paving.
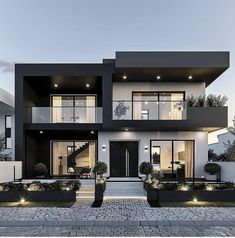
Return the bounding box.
[0,200,235,236]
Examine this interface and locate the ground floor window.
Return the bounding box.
[150,140,194,179]
[51,141,96,178]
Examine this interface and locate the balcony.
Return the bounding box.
[112,100,187,120]
[24,106,103,124]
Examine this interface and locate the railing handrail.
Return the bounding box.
[113,100,186,103]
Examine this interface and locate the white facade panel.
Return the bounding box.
[113,82,205,100]
[98,131,208,178]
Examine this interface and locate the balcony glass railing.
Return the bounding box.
[112,100,187,120]
[25,106,103,123]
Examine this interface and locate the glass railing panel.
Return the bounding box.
[112,100,187,120]
[28,107,103,123]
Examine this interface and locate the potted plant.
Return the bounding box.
[204,163,220,181]
[93,162,107,201]
[139,162,153,190]
[34,163,48,178]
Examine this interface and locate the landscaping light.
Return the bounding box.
[206,185,214,191]
[193,198,198,203]
[20,198,25,204]
[66,187,70,191]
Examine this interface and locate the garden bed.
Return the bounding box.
[0,180,80,203]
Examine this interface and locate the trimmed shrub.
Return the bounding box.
[204,163,220,175]
[34,163,48,177]
[139,162,153,178]
[93,162,107,178]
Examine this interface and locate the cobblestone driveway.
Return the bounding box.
[0,200,235,236]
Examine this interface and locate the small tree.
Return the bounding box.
[223,140,235,161]
[228,116,235,136]
[139,162,153,178]
[93,162,107,178]
[208,149,219,161]
[34,163,48,177]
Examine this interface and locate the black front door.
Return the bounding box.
[110,142,138,177]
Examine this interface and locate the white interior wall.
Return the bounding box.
[113,82,205,100]
[98,131,208,178]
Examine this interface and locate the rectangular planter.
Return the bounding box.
[95,183,106,201]
[159,190,235,202]
[146,188,235,202]
[0,191,76,202]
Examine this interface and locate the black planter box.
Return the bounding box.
[0,191,76,202]
[146,187,235,202]
[95,183,106,201]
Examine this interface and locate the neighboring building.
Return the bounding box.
[209,131,234,155]
[0,88,14,161]
[15,51,229,179]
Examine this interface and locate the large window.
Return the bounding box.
[51,141,96,178]
[150,140,194,179]
[51,95,96,123]
[132,91,185,120]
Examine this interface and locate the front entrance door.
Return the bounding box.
[110,142,138,177]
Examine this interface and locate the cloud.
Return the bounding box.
[0,59,15,73]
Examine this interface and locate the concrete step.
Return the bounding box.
[104,181,146,199]
[76,184,95,200]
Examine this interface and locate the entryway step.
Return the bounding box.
[104,181,146,199]
[77,184,95,200]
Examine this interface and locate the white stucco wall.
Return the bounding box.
[216,162,235,182]
[0,161,22,182]
[113,82,205,100]
[98,131,208,178]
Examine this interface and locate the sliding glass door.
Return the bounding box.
[150,140,194,179]
[132,92,185,120]
[51,141,96,178]
[51,95,96,123]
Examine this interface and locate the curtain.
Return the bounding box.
[185,141,193,178]
[86,96,95,123]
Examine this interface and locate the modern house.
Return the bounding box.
[15,52,229,180]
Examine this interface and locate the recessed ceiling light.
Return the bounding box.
[188,75,193,80]
[125,128,128,132]
[156,75,161,80]
[54,84,58,88]
[86,83,90,88]
[122,75,127,80]
[39,131,43,134]
[91,130,95,134]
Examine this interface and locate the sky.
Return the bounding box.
[0,0,234,142]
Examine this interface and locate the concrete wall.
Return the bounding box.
[0,161,22,182]
[113,82,205,100]
[216,162,235,182]
[98,131,208,178]
[209,132,234,155]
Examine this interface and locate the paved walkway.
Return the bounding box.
[0,200,235,236]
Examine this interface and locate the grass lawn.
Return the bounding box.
[0,201,75,207]
[160,201,235,207]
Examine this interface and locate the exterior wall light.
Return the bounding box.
[102,145,106,151]
[144,146,148,151]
